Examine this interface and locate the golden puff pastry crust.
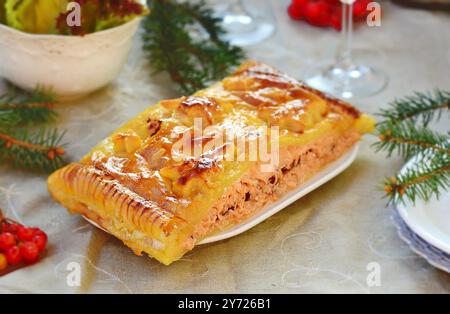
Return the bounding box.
[48,61,375,265]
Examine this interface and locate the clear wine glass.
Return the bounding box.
[219,0,275,46]
[306,0,388,99]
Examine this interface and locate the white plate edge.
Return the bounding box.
[391,211,450,273]
[396,158,450,254]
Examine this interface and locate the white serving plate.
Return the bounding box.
[84,144,359,244]
[392,209,450,273]
[397,156,450,254]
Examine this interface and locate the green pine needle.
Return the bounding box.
[383,153,450,206]
[0,127,66,173]
[0,87,66,173]
[0,87,57,126]
[142,0,245,94]
[375,90,450,206]
[378,89,450,127]
[374,120,450,160]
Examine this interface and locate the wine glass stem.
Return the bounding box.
[228,0,248,15]
[336,2,354,69]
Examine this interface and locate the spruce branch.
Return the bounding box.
[377,89,450,127]
[375,120,450,160]
[0,128,66,173]
[0,88,57,126]
[142,0,245,94]
[374,90,450,205]
[0,88,66,173]
[383,153,450,206]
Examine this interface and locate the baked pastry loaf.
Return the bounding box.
[48,61,375,265]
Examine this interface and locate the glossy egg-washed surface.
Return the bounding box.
[48,61,375,264]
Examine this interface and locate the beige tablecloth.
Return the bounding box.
[0,1,449,293]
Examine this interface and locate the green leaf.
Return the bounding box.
[0,0,6,24]
[56,0,148,35]
[5,0,68,34]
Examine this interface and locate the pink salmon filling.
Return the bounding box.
[183,131,360,249]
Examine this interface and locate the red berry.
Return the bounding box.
[17,226,34,241]
[20,242,40,263]
[330,7,342,30]
[288,3,304,20]
[0,253,7,270]
[353,0,370,19]
[5,246,22,265]
[292,0,309,9]
[331,16,342,30]
[0,232,16,251]
[33,228,46,236]
[304,1,332,27]
[323,0,340,4]
[1,222,9,233]
[8,223,20,234]
[33,228,47,239]
[32,234,48,252]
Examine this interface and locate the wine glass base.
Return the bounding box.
[306,64,388,99]
[221,15,275,46]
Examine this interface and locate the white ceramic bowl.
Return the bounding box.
[0,18,141,100]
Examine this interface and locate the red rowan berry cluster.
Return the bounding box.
[288,0,372,30]
[0,217,48,272]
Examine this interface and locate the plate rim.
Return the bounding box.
[392,209,450,273]
[396,157,450,254]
